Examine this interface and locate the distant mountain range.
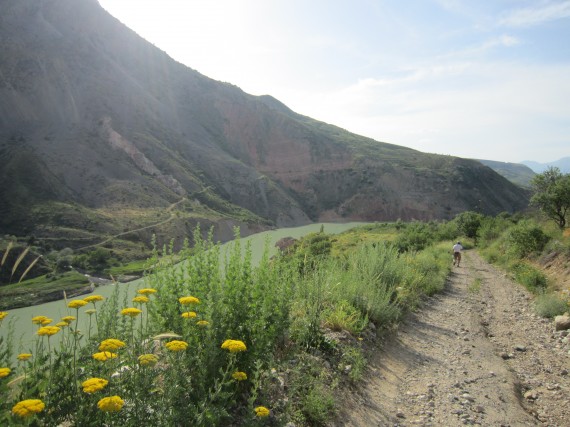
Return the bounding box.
[0,0,530,252]
[521,157,570,174]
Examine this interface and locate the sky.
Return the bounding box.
[97,0,570,163]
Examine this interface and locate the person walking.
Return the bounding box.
[452,241,463,267]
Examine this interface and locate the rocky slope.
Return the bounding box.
[0,0,529,249]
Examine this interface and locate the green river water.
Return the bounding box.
[1,222,366,354]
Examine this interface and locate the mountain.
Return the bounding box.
[521,157,570,174]
[476,160,535,188]
[0,0,530,254]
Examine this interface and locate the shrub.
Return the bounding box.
[302,382,336,425]
[506,221,550,258]
[510,261,547,292]
[534,293,569,318]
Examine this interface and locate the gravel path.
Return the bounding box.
[335,250,570,426]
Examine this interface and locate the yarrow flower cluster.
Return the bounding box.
[17,353,32,361]
[37,326,60,336]
[120,307,143,317]
[255,406,270,417]
[0,311,8,320]
[12,399,45,418]
[84,295,104,304]
[61,316,76,324]
[31,315,49,325]
[232,371,247,381]
[99,339,126,352]
[221,339,247,353]
[196,320,210,327]
[82,377,109,393]
[0,367,11,378]
[165,340,188,352]
[181,311,197,319]
[138,354,158,367]
[68,299,88,309]
[137,288,157,295]
[133,296,149,304]
[97,396,124,412]
[93,351,118,361]
[179,296,200,305]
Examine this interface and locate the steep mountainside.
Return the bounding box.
[0,0,530,250]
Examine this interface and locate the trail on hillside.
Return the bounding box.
[335,251,570,426]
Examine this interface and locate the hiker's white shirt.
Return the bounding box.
[453,244,463,253]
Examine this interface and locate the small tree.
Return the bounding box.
[530,167,570,229]
[454,211,484,243]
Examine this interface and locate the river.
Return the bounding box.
[1,222,367,354]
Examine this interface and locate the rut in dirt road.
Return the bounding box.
[335,250,570,427]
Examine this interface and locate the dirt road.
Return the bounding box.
[336,251,570,426]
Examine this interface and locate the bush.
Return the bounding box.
[506,221,550,258]
[510,261,547,292]
[394,221,435,252]
[534,293,569,318]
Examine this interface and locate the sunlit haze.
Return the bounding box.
[97,0,570,163]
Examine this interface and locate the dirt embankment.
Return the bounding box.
[336,251,569,426]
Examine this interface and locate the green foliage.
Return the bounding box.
[505,221,550,258]
[302,382,336,425]
[322,300,367,335]
[530,167,570,229]
[394,221,435,252]
[73,248,115,273]
[340,346,366,383]
[534,292,569,318]
[454,211,484,241]
[510,261,547,292]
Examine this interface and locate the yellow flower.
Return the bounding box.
[82,377,109,393]
[221,339,247,353]
[37,326,60,336]
[120,307,143,317]
[12,399,45,418]
[232,371,247,381]
[93,351,118,361]
[0,367,11,378]
[179,296,200,305]
[164,340,188,352]
[97,395,124,412]
[99,339,126,352]
[85,309,97,315]
[61,315,76,324]
[31,315,49,325]
[40,318,52,325]
[197,320,210,327]
[0,311,8,320]
[55,322,68,327]
[255,406,270,417]
[133,296,149,304]
[181,311,197,319]
[84,295,104,303]
[138,354,158,366]
[17,353,32,361]
[68,300,88,309]
[137,288,157,295]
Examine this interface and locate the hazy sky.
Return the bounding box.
[98,0,570,163]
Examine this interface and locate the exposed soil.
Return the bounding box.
[335,251,570,426]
